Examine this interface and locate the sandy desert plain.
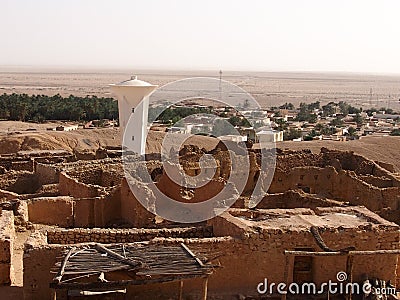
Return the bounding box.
[1,68,400,109]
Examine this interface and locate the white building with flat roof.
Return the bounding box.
[256,130,283,143]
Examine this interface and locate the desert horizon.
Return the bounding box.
[1,68,400,111]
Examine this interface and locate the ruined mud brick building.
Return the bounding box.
[0,146,399,299]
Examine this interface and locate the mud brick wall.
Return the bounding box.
[26,193,121,228]
[73,190,121,228]
[0,171,40,194]
[258,190,345,209]
[22,223,400,300]
[0,158,33,172]
[100,168,124,187]
[0,210,15,285]
[35,162,59,185]
[375,160,396,173]
[208,212,399,295]
[358,175,395,188]
[34,156,73,164]
[275,150,322,172]
[0,189,19,200]
[27,196,74,227]
[46,226,213,244]
[65,168,123,187]
[10,160,33,172]
[66,168,102,185]
[268,166,400,212]
[23,233,65,300]
[59,172,101,198]
[120,177,156,227]
[62,159,123,187]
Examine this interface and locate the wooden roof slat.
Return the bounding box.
[53,247,75,284]
[52,243,216,289]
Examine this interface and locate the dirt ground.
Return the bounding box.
[1,122,399,172]
[0,125,219,155]
[278,136,400,173]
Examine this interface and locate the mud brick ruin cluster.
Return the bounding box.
[0,146,399,299]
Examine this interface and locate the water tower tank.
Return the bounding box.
[110,76,157,155]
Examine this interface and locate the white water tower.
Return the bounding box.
[110,76,157,155]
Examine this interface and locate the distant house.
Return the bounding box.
[256,130,284,143]
[55,124,79,132]
[219,135,248,143]
[240,127,256,141]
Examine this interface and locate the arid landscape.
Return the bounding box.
[2,0,400,299]
[0,70,399,300]
[1,69,400,170]
[1,69,400,110]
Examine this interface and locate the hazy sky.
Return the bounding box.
[1,0,400,73]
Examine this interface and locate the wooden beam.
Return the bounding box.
[178,280,184,300]
[68,289,126,296]
[180,243,205,267]
[54,247,75,283]
[94,244,143,269]
[346,255,354,300]
[201,277,208,300]
[282,255,290,300]
[284,249,400,256]
[50,274,208,290]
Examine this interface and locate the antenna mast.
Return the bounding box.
[369,87,373,107]
[219,70,222,103]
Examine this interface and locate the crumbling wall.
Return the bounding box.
[66,168,102,186]
[0,171,40,194]
[64,160,123,188]
[375,160,396,173]
[46,226,213,244]
[268,166,400,213]
[0,210,15,285]
[27,196,74,227]
[95,186,121,226]
[275,149,322,172]
[73,187,121,228]
[358,175,395,188]
[35,162,59,185]
[14,200,29,228]
[19,183,60,199]
[100,167,123,187]
[0,157,33,172]
[10,160,33,172]
[120,178,155,227]
[59,172,100,198]
[258,190,345,209]
[23,232,65,300]
[156,172,225,203]
[0,189,19,200]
